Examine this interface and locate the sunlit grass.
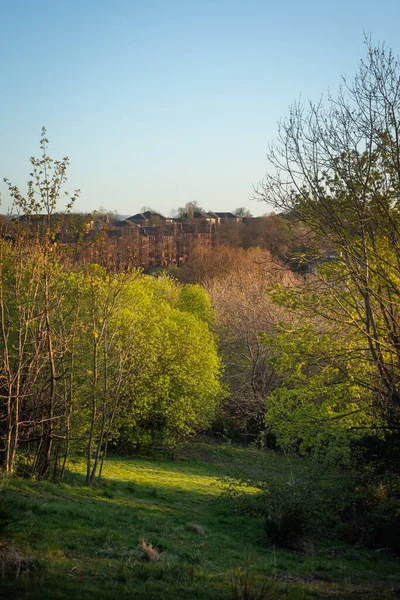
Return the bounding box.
[69,458,223,496]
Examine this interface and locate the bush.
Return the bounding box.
[221,452,400,551]
[351,434,400,475]
[264,501,309,551]
[221,454,336,549]
[222,451,400,553]
[339,474,400,552]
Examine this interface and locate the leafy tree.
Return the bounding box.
[173,201,205,219]
[175,283,214,325]
[114,276,223,453]
[262,310,377,460]
[0,130,223,480]
[256,39,400,431]
[69,266,138,485]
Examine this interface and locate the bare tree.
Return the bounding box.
[206,249,296,442]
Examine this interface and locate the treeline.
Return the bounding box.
[0,232,222,483]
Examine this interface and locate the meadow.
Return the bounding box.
[0,442,399,599]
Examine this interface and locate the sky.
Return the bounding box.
[1,0,400,218]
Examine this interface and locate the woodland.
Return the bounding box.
[0,40,400,599]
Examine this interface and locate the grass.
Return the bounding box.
[0,442,399,599]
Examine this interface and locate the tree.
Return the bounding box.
[1,128,80,477]
[173,201,205,219]
[262,308,377,459]
[215,220,244,248]
[178,245,258,284]
[113,276,223,454]
[205,249,296,442]
[0,239,43,474]
[234,207,253,217]
[256,39,400,431]
[0,130,223,480]
[73,266,139,485]
[175,283,214,325]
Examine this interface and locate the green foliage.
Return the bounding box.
[258,41,400,430]
[261,315,377,460]
[55,268,223,459]
[175,283,214,325]
[221,452,344,543]
[0,234,223,477]
[113,276,222,451]
[260,253,400,553]
[222,450,360,552]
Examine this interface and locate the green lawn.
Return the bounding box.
[0,443,398,599]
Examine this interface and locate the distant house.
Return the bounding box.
[5,207,259,272]
[213,212,242,223]
[127,211,172,226]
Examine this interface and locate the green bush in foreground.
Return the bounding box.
[221,449,400,553]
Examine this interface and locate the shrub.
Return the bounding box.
[339,474,400,552]
[220,452,373,550]
[264,501,310,551]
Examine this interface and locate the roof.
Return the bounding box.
[127,211,167,223]
[214,212,239,219]
[193,210,212,220]
[114,220,132,227]
[142,211,166,220]
[127,213,147,221]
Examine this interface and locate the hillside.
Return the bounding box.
[0,443,398,599]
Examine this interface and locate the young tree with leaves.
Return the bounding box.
[1,128,79,476]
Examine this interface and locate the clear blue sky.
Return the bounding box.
[1,0,400,217]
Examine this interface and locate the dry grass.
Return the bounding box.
[138,540,160,562]
[0,539,31,579]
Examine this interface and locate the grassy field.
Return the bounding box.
[0,442,399,599]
